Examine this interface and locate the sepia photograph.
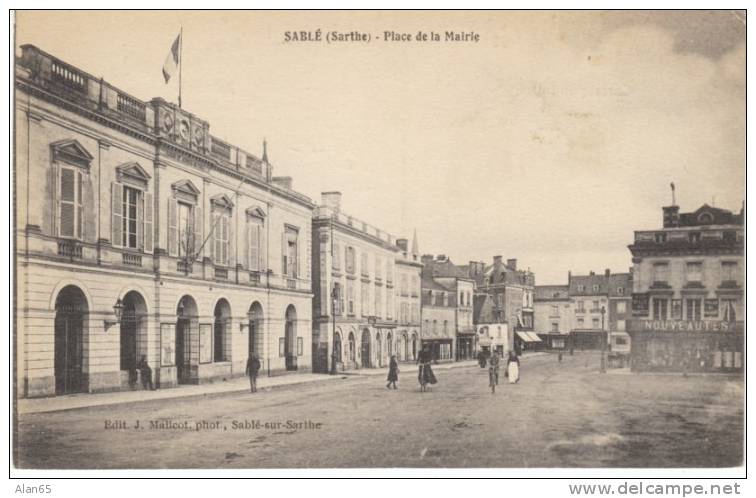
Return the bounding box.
[10,8,746,480]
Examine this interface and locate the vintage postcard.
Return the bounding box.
[11,9,746,479]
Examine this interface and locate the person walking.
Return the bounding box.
[386,355,399,389]
[245,354,261,393]
[507,351,520,384]
[488,351,500,393]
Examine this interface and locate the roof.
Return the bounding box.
[677,204,744,227]
[473,294,500,324]
[479,260,535,287]
[568,273,609,296]
[534,285,570,301]
[607,273,632,297]
[421,276,452,292]
[422,257,469,279]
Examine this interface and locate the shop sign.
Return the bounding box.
[632,320,741,333]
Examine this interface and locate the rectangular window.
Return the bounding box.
[576,300,585,312]
[616,319,626,332]
[332,242,340,270]
[652,298,668,320]
[347,281,355,315]
[346,247,355,274]
[577,285,585,292]
[122,186,140,248]
[685,299,702,321]
[653,263,669,284]
[551,305,559,316]
[721,261,738,284]
[551,322,559,333]
[592,318,600,328]
[177,202,194,258]
[686,262,703,283]
[284,229,298,277]
[592,300,599,311]
[59,166,83,238]
[616,301,626,314]
[361,252,369,277]
[577,318,584,328]
[213,211,230,267]
[248,221,261,271]
[375,285,382,318]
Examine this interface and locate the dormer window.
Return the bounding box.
[689,232,701,243]
[698,212,714,224]
[654,233,667,243]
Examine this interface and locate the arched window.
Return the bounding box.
[213,299,231,362]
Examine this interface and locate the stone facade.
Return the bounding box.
[533,285,572,349]
[311,192,418,372]
[16,45,313,398]
[627,203,744,372]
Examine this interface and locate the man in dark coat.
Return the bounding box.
[246,354,261,393]
[138,355,154,390]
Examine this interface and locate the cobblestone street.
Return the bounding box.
[15,352,743,469]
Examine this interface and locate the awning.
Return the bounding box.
[526,332,542,342]
[516,331,535,343]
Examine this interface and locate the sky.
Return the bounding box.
[15,11,745,283]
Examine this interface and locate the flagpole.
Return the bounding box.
[178,26,183,108]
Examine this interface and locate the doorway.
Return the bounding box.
[54,285,88,395]
[361,329,371,368]
[285,305,297,371]
[248,302,263,358]
[176,295,198,384]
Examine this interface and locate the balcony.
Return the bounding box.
[57,239,82,259]
[650,281,671,289]
[249,271,261,285]
[210,137,231,161]
[683,281,705,289]
[177,260,192,274]
[122,252,142,267]
[214,267,228,280]
[719,280,740,289]
[117,93,146,122]
[286,278,297,290]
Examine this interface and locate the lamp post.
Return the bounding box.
[330,286,339,375]
[600,305,607,373]
[104,298,124,330]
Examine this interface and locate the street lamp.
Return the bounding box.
[104,298,124,330]
[600,305,607,373]
[330,285,339,374]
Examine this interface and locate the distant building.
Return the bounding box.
[420,273,457,361]
[462,256,536,354]
[311,192,403,372]
[607,272,633,357]
[627,203,744,373]
[473,293,509,356]
[534,284,572,350]
[568,270,611,350]
[421,254,476,360]
[394,232,423,362]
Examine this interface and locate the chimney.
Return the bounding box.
[507,258,517,270]
[272,176,293,190]
[663,205,680,228]
[421,254,434,265]
[436,254,447,262]
[321,191,342,213]
[589,271,595,276]
[396,238,408,253]
[605,268,611,277]
[493,255,503,265]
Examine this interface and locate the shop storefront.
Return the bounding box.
[628,320,743,373]
[422,339,454,362]
[456,332,476,360]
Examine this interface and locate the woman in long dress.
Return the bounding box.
[507,351,520,384]
[386,355,399,389]
[417,348,437,392]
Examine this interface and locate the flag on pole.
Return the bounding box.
[162,32,181,83]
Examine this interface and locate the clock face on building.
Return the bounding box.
[162,112,174,133]
[179,120,190,141]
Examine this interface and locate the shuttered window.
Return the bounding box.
[247,221,261,271]
[213,212,230,267]
[59,166,82,238]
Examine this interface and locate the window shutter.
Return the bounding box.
[193,205,202,261]
[260,223,267,271]
[249,223,260,271]
[281,232,287,275]
[111,182,122,247]
[143,192,153,253]
[137,190,144,251]
[167,197,177,256]
[245,223,251,270]
[226,214,233,267]
[76,171,83,239]
[210,212,217,264]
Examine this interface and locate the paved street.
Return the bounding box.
[15,352,743,469]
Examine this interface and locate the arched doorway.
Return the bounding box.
[213,299,231,362]
[375,332,382,368]
[176,295,198,384]
[386,331,393,361]
[348,332,355,367]
[248,302,263,358]
[399,333,407,361]
[54,285,88,395]
[361,329,371,368]
[120,291,147,381]
[285,305,297,371]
